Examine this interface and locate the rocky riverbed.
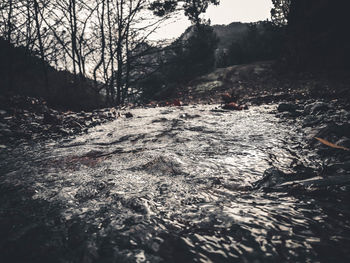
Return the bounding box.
[0,95,135,148]
[0,94,349,262]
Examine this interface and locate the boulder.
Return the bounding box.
[304,101,330,115]
[43,112,61,125]
[253,168,289,189]
[302,115,321,127]
[277,103,299,113]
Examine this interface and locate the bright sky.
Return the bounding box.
[151,0,274,40]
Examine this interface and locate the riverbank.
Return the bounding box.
[176,61,350,107]
[0,95,129,148]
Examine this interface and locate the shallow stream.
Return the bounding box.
[1,104,349,262]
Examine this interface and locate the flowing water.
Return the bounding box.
[1,104,349,262]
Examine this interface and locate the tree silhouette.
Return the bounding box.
[150,0,219,26]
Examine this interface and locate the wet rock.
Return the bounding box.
[58,128,71,136]
[326,161,350,174]
[125,112,133,118]
[336,137,350,149]
[75,185,99,201]
[302,115,322,127]
[0,95,120,146]
[277,103,299,113]
[304,101,330,115]
[142,156,186,176]
[253,168,289,189]
[43,112,61,125]
[122,197,151,214]
[316,123,350,140]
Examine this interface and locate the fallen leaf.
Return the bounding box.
[173,99,182,106]
[315,137,349,151]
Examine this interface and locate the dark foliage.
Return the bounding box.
[139,24,218,102]
[174,25,219,79]
[270,0,291,26]
[0,38,104,110]
[272,0,350,69]
[216,21,285,67]
[149,0,220,25]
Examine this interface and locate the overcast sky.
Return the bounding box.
[151,0,274,40]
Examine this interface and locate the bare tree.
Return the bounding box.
[0,0,176,104]
[33,0,49,91]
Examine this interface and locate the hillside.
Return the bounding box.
[172,61,350,107]
[179,22,251,50]
[212,22,250,49]
[0,39,104,110]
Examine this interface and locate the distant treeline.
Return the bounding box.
[271,0,350,69]
[1,0,348,108]
[215,21,285,68]
[140,21,285,101]
[0,0,221,107]
[139,24,219,101]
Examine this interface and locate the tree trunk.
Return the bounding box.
[6,0,14,91]
[69,0,77,81]
[107,0,115,104]
[33,0,49,93]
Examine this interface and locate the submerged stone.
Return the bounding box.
[253,168,289,189]
[304,101,330,115]
[277,103,299,113]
